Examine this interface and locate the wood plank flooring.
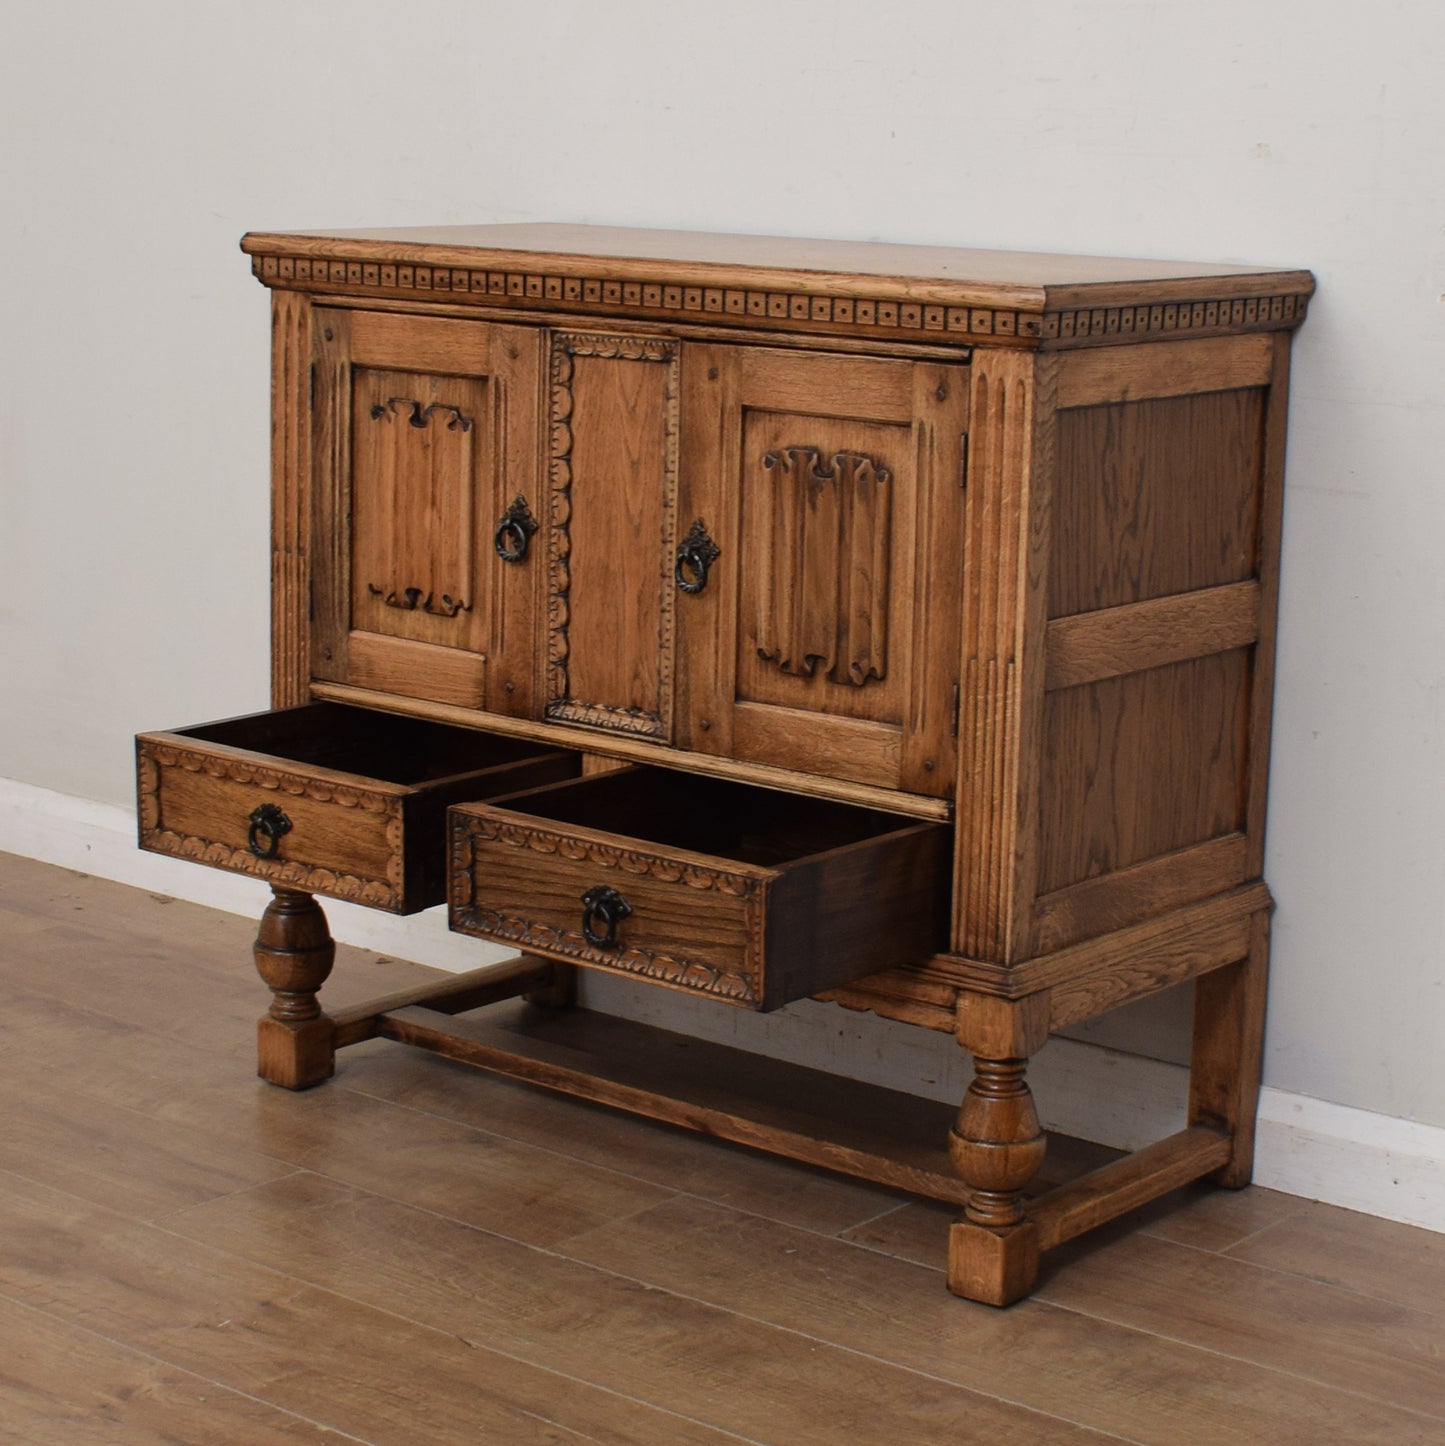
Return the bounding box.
[1,851,1441,1444]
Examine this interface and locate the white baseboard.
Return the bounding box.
[3,774,1441,1233]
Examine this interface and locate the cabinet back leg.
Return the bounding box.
[1188,909,1271,1187]
[253,887,336,1089]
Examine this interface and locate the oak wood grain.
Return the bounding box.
[1030,1127,1232,1249]
[1056,333,1274,408]
[1044,580,1261,691]
[1032,832,1249,956]
[1049,388,1264,618]
[1038,650,1251,893]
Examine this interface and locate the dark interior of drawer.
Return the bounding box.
[485,767,928,866]
[178,703,564,785]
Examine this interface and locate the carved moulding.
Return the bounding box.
[449,816,764,1005]
[253,251,1311,346]
[755,446,893,688]
[136,744,404,910]
[545,331,680,740]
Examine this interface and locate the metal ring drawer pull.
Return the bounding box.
[675,519,720,595]
[247,803,292,859]
[580,884,631,949]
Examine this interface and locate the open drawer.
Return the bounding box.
[448,767,949,1010]
[136,703,579,913]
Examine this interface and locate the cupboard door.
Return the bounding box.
[677,345,968,798]
[544,332,680,741]
[312,309,543,718]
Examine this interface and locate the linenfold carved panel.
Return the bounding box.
[352,371,482,642]
[754,447,893,688]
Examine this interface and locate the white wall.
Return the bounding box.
[3,2,1443,1143]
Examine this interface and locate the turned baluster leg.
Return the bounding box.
[947,994,1051,1306]
[253,886,336,1089]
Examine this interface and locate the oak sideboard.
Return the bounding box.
[137,223,1312,1305]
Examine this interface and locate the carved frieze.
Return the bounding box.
[253,251,1312,348]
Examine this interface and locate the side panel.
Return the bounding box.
[1030,334,1283,952]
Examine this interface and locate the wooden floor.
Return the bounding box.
[0,854,1441,1444]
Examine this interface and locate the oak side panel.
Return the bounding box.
[1038,650,1251,894]
[1044,581,1261,691]
[271,290,312,707]
[1055,333,1274,409]
[1049,388,1265,618]
[1244,333,1293,875]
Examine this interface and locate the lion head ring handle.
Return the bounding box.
[247,803,293,860]
[580,884,632,949]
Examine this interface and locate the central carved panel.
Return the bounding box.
[754,446,893,688]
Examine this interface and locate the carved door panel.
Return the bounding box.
[543,331,680,741]
[312,310,543,718]
[677,345,968,798]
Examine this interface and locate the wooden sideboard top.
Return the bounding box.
[241,223,1312,348]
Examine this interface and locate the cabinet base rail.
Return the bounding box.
[253,888,1250,1307]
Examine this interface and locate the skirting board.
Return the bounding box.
[3,774,1441,1234]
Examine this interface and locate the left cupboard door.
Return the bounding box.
[311,309,544,718]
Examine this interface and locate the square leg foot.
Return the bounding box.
[947,1219,1040,1306]
[257,1015,335,1090]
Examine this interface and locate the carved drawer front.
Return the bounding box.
[677,345,969,799]
[448,767,948,1010]
[136,704,579,914]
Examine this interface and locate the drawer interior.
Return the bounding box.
[177,702,557,785]
[485,766,933,865]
